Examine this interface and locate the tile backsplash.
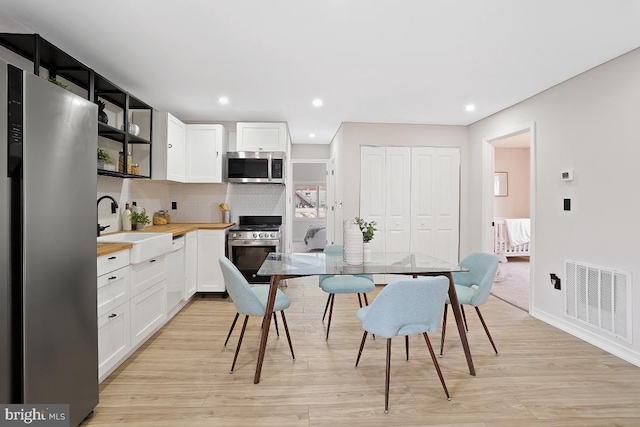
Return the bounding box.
[98,177,285,231]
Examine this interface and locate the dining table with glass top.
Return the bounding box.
[254,251,474,384]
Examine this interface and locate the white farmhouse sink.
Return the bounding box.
[97,232,172,264]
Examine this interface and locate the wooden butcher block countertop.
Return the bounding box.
[97,223,235,257]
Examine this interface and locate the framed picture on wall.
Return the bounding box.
[494,172,508,196]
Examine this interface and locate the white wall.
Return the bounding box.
[467,47,640,365]
[494,148,530,218]
[334,122,469,253]
[291,144,330,159]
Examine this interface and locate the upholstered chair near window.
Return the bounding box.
[440,252,500,356]
[218,256,295,373]
[319,244,375,339]
[355,277,451,413]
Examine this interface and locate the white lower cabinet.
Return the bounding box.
[185,231,198,298]
[130,281,167,347]
[97,249,131,382]
[196,229,226,292]
[98,302,130,381]
[129,255,167,347]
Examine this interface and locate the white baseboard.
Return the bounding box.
[531,308,640,368]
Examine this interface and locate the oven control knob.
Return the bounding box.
[231,233,236,238]
[259,233,264,238]
[270,233,275,238]
[253,233,258,238]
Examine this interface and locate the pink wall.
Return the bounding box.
[494,148,530,218]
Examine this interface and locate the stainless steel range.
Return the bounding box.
[227,215,282,284]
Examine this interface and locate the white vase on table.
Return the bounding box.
[343,220,363,265]
[363,242,372,263]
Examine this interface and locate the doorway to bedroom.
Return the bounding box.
[488,129,532,311]
[291,160,329,253]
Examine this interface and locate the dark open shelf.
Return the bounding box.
[98,169,150,179]
[0,32,154,178]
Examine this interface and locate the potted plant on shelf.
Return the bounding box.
[97,148,111,170]
[355,216,377,263]
[130,209,151,230]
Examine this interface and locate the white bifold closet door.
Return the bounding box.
[360,146,460,267]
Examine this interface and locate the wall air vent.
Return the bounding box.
[565,260,632,343]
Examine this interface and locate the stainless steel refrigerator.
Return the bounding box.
[1,59,99,425]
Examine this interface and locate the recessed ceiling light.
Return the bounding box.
[312,99,323,107]
[219,96,229,105]
[309,133,316,138]
[465,104,475,112]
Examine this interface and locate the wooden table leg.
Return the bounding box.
[254,275,280,384]
[445,272,475,376]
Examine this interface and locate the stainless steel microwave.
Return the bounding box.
[226,151,285,184]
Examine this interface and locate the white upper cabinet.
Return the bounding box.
[152,112,186,182]
[236,122,288,152]
[185,124,227,183]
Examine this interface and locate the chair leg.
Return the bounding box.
[475,307,498,355]
[363,294,375,340]
[355,331,368,367]
[357,293,363,308]
[405,336,409,361]
[385,338,392,413]
[273,312,280,337]
[280,310,295,360]
[230,315,249,373]
[440,304,448,356]
[224,312,239,347]
[322,293,332,321]
[423,332,450,400]
[326,293,335,340]
[461,305,469,332]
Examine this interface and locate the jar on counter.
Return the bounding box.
[153,210,171,225]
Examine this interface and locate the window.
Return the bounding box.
[294,185,327,218]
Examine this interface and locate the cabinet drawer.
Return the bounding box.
[97,266,130,317]
[131,255,166,296]
[130,280,167,348]
[98,302,130,381]
[97,250,130,276]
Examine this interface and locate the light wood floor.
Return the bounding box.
[85,277,640,426]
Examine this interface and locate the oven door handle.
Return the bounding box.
[228,240,281,247]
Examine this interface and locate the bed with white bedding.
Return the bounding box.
[303,224,326,252]
[494,218,530,262]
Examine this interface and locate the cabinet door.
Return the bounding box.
[97,265,130,318]
[197,230,226,292]
[185,231,198,298]
[130,281,167,348]
[185,124,227,183]
[236,122,287,152]
[98,302,130,382]
[166,113,186,182]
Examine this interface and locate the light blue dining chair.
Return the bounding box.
[355,277,451,413]
[320,244,376,339]
[218,256,295,373]
[440,252,500,356]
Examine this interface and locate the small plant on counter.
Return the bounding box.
[130,210,151,230]
[355,216,377,243]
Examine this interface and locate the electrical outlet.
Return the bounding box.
[563,198,571,211]
[550,273,561,290]
[171,201,177,210]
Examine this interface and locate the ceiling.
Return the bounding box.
[1,1,640,145]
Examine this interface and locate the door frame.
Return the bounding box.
[290,159,330,250]
[481,122,536,309]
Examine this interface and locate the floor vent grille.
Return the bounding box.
[565,260,632,343]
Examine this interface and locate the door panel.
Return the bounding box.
[360,146,386,253]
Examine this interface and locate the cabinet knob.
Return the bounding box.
[168,144,172,148]
[108,256,117,260]
[108,276,117,280]
[108,313,117,318]
[150,259,156,263]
